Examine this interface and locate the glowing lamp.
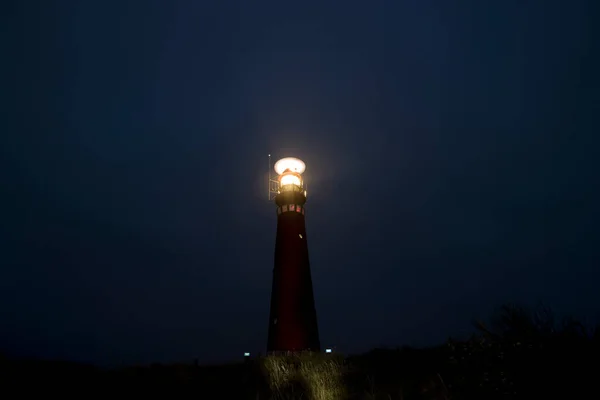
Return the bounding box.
[279,171,302,188]
[274,157,305,192]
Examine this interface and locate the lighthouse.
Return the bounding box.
[267,156,320,353]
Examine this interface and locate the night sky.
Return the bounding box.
[1,1,598,367]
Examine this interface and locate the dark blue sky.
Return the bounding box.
[1,0,598,366]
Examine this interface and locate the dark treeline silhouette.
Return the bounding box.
[2,304,599,399]
[446,303,600,399]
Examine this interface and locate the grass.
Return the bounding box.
[260,352,346,400]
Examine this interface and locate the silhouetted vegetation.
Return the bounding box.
[2,304,599,399]
[446,303,600,399]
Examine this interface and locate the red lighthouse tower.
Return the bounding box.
[267,156,320,353]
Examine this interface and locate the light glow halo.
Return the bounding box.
[274,157,306,175]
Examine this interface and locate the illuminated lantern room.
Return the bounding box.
[279,170,302,191]
[273,157,306,194]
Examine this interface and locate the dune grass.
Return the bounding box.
[260,352,346,400]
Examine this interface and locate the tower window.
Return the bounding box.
[289,205,296,211]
